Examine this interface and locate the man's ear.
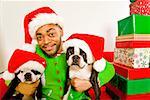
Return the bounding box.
[56,23,63,36]
[60,29,63,36]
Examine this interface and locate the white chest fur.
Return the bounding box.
[69,64,92,80]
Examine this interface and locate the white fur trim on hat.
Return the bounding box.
[15,61,45,73]
[21,43,36,52]
[29,13,63,39]
[31,39,38,45]
[63,39,94,64]
[93,58,106,72]
[21,40,37,52]
[2,71,15,80]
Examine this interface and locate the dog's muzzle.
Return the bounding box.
[24,73,32,81]
[72,55,80,65]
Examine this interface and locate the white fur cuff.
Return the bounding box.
[93,58,106,72]
[29,13,63,39]
[2,71,15,80]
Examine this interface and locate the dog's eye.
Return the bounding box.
[66,47,74,60]
[31,70,41,75]
[68,52,72,56]
[68,47,74,55]
[20,71,23,73]
[80,48,87,63]
[81,53,85,56]
[81,53,86,58]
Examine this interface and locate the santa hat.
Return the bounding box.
[24,7,63,52]
[2,49,46,80]
[63,33,106,72]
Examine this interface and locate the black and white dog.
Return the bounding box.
[2,61,44,100]
[63,37,106,100]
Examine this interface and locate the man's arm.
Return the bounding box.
[71,61,115,92]
[71,78,92,92]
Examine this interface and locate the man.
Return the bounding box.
[16,7,115,99]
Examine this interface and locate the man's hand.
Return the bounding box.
[71,77,92,92]
[15,80,40,96]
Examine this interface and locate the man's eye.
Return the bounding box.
[49,33,55,37]
[36,36,43,41]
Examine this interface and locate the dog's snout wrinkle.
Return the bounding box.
[24,72,32,81]
[72,55,80,62]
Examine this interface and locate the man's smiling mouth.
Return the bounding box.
[44,44,56,51]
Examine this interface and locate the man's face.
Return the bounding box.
[36,24,63,56]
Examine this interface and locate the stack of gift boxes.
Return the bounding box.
[106,0,150,99]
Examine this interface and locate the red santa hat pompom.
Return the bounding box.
[63,33,106,72]
[2,49,46,80]
[23,6,63,52]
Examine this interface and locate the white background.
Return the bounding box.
[0,0,130,71]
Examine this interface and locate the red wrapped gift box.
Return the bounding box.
[116,41,150,48]
[130,0,150,15]
[113,63,150,80]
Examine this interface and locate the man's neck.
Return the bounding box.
[57,41,63,54]
[52,41,63,57]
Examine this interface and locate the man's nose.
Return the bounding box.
[44,36,51,44]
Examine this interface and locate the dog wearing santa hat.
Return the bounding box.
[63,33,106,100]
[2,49,46,100]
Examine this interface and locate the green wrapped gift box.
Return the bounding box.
[130,0,136,3]
[106,83,150,100]
[110,74,150,95]
[118,14,150,36]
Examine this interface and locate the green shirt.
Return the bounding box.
[36,45,68,100]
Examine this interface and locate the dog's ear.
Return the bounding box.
[66,47,74,60]
[79,48,87,63]
[35,78,42,99]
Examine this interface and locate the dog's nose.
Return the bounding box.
[72,55,80,64]
[24,73,32,81]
